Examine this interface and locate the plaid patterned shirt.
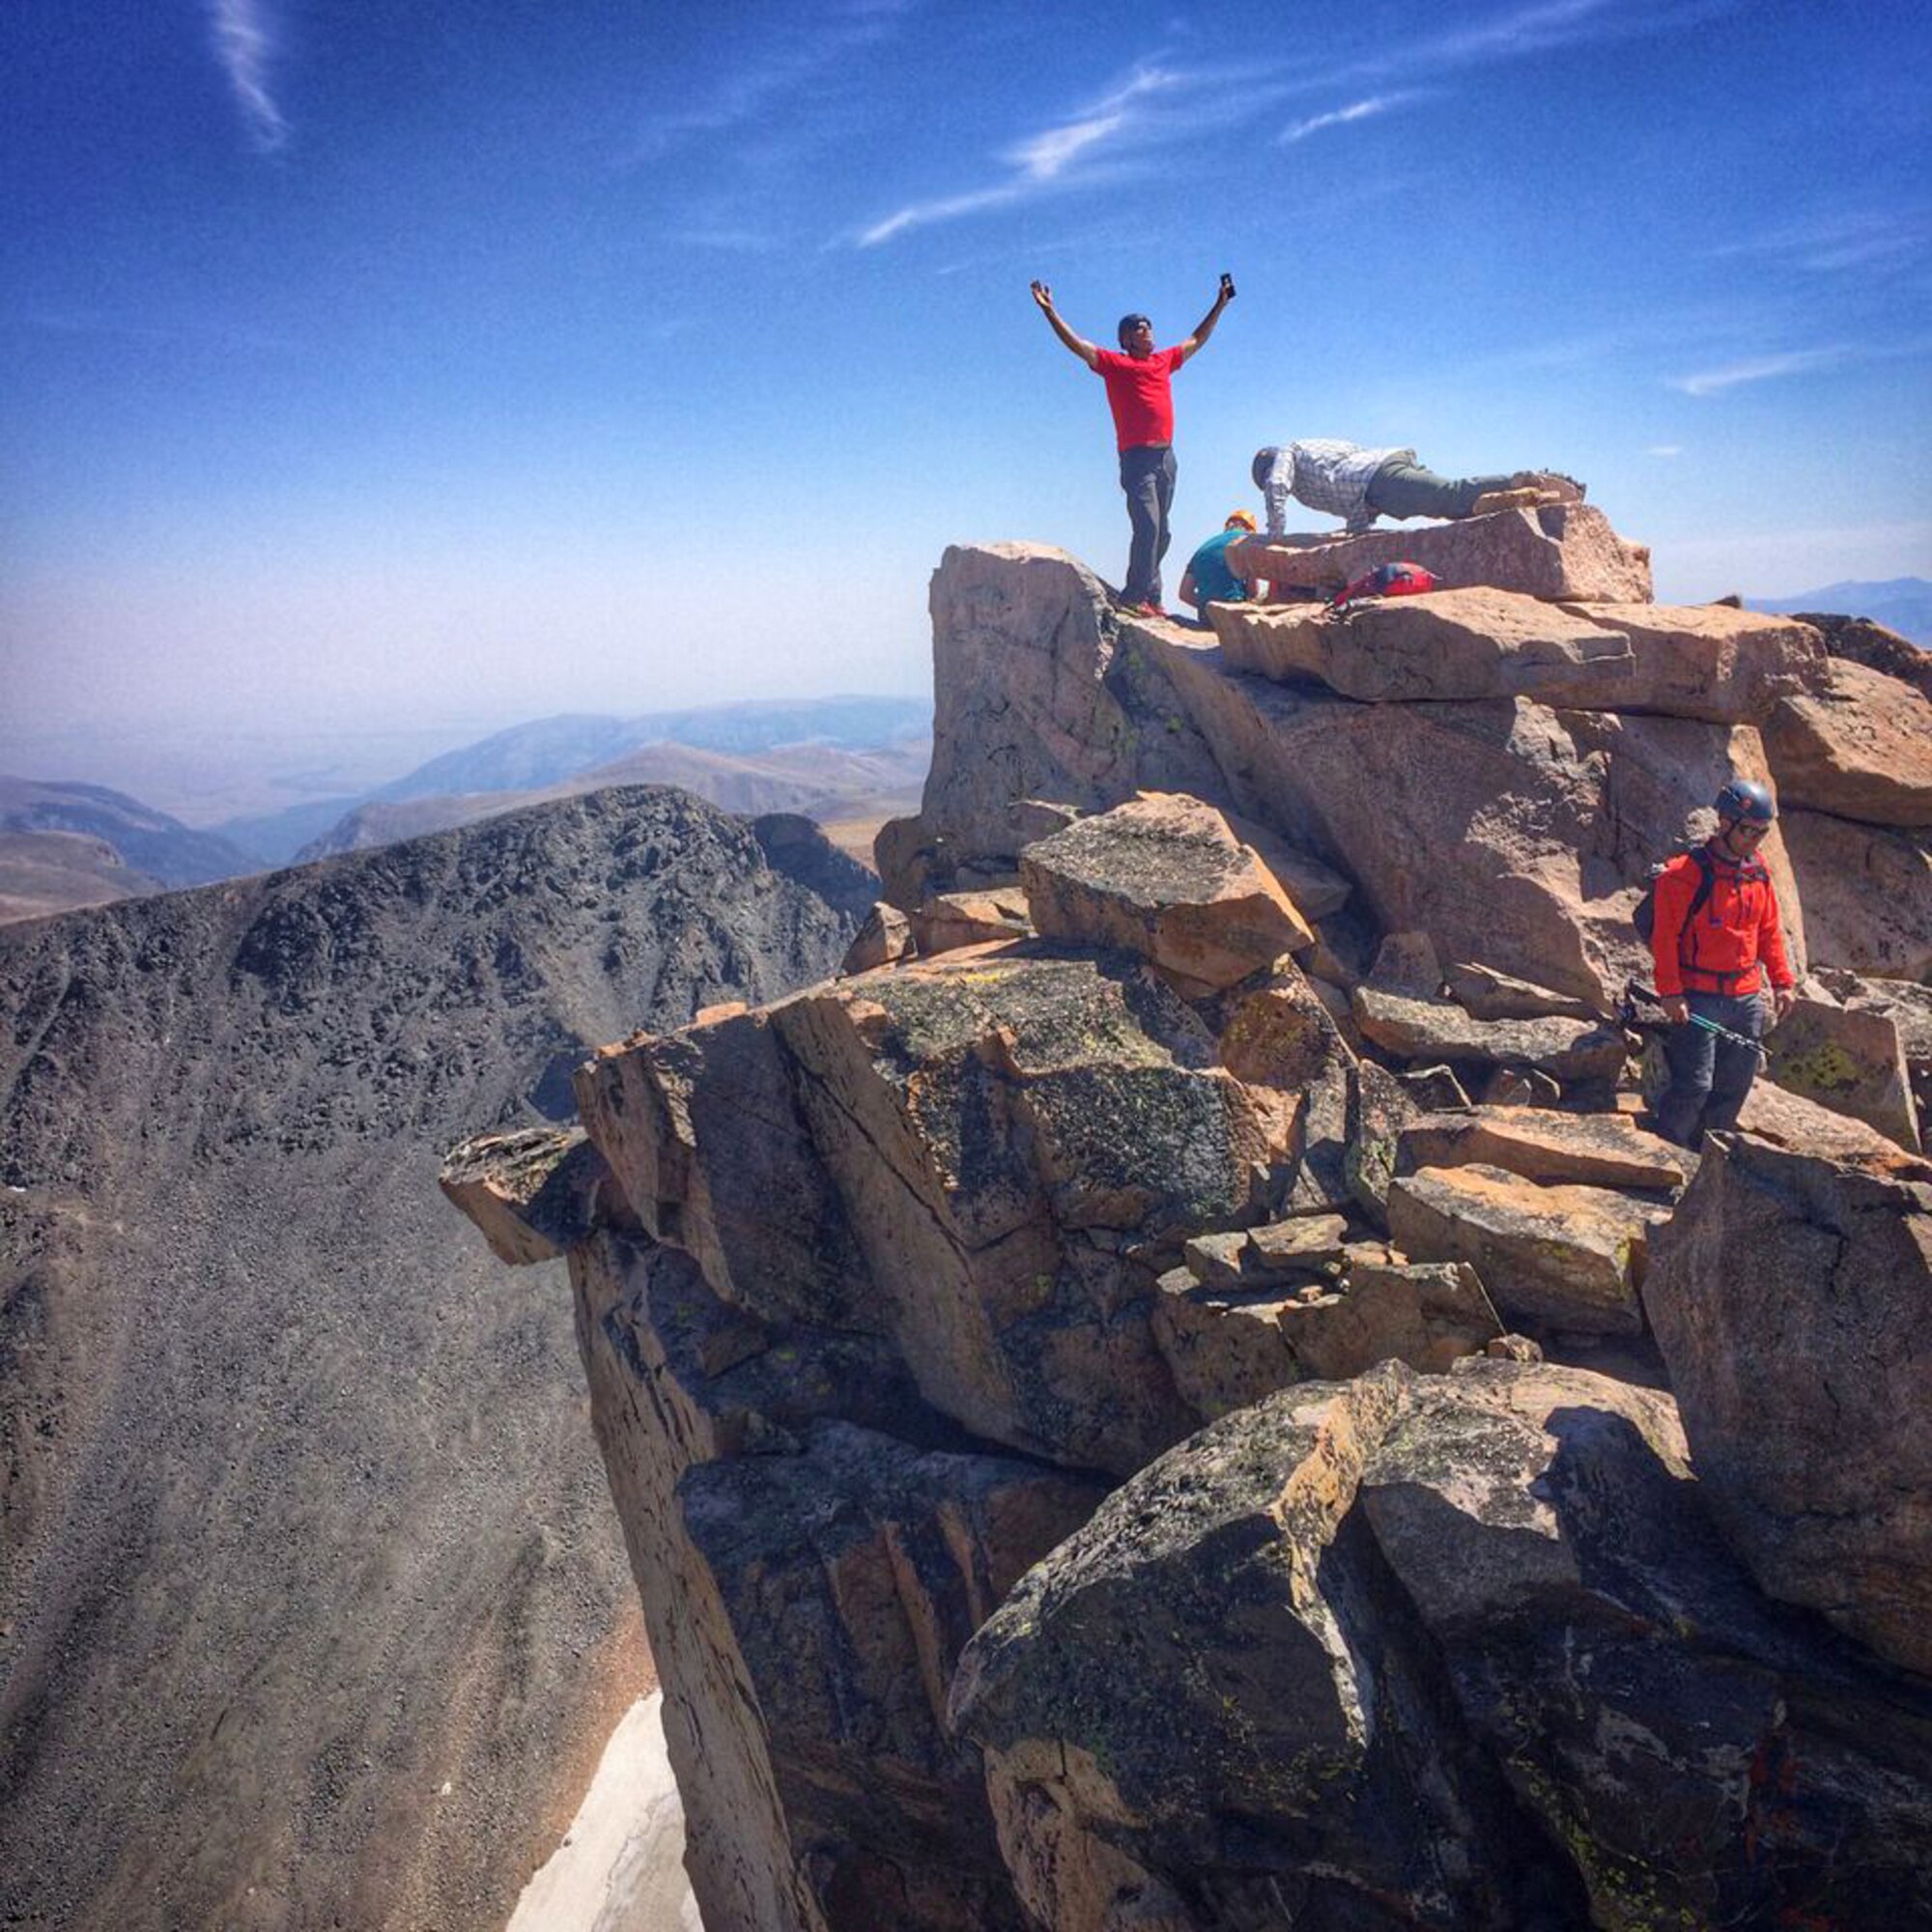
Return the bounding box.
[1255,440,1413,534]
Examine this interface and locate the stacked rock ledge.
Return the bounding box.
[442,519,1932,1931]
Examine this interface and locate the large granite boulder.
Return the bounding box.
[1209,589,1825,721]
[1645,1131,1932,1675]
[1227,500,1653,602]
[879,543,1230,900]
[1796,609,1932,702]
[1765,994,1920,1150]
[1782,808,1932,982]
[952,1359,1932,1930]
[1761,657,1932,827]
[1019,791,1314,990]
[1386,1161,1669,1336]
[1552,598,1831,720]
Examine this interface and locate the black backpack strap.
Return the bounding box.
[1686,847,1718,923]
[1676,848,1719,979]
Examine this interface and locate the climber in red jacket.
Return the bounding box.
[1650,777,1797,1147]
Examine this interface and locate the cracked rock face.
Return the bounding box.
[952,1359,1932,1932]
[1645,1130,1932,1674]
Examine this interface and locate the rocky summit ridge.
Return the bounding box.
[445,507,1932,1930]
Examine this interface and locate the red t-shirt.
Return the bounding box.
[1092,345,1184,450]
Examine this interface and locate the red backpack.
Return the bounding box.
[1330,561,1440,609]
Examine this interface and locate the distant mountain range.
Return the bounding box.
[0,779,260,915]
[1747,577,1932,645]
[369,696,931,804]
[1,695,933,925]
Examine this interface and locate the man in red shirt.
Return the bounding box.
[1650,777,1798,1147]
[1030,276,1236,614]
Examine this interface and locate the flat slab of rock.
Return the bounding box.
[1553,600,1830,722]
[1020,791,1314,988]
[1209,588,1636,706]
[1647,1132,1932,1673]
[1445,959,1602,1021]
[1228,501,1653,603]
[1761,658,1932,827]
[440,1126,610,1265]
[908,888,1032,956]
[1217,592,1826,724]
[1782,809,1932,982]
[1766,995,1920,1150]
[1736,1077,1932,1171]
[1352,985,1628,1084]
[1387,1161,1669,1335]
[1397,1107,1688,1191]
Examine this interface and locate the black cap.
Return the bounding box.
[1117,313,1151,342]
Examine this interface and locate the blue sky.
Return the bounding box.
[3,0,1928,763]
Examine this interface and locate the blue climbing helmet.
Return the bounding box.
[1714,777,1776,824]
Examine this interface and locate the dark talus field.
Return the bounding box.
[0,786,874,1931]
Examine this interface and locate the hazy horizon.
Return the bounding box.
[6,0,1929,761]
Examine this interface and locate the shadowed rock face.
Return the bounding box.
[1782,809,1932,982]
[1645,1130,1932,1675]
[0,786,874,1932]
[952,1360,1932,1932]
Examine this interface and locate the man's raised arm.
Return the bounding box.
[1031,281,1099,369]
[1176,272,1236,364]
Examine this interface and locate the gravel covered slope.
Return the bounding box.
[0,785,873,1932]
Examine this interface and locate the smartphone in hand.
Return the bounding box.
[1219,271,1236,298]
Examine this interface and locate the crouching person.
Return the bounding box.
[1179,509,1259,614]
[1651,778,1797,1148]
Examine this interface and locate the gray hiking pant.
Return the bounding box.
[1658,990,1767,1148]
[1365,456,1520,522]
[1120,443,1177,605]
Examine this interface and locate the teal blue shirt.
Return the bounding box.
[1185,527,1248,605]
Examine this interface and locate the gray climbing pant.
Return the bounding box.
[1365,456,1520,522]
[1120,443,1177,604]
[1657,990,1767,1148]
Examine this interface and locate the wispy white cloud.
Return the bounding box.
[1280,92,1427,144]
[633,0,916,160]
[855,62,1201,245]
[1669,348,1848,395]
[207,0,289,154]
[1712,206,1927,276]
[1291,0,1741,97]
[855,3,1738,248]
[860,185,1028,247]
